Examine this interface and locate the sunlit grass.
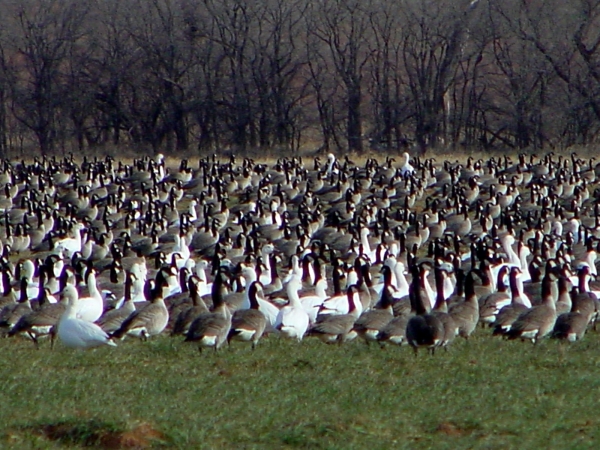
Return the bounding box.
[1,328,599,449]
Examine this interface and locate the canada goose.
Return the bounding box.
[492,267,531,336]
[111,281,170,340]
[169,275,212,336]
[0,277,32,334]
[185,271,232,353]
[228,281,267,349]
[308,285,361,344]
[405,265,444,356]
[430,266,458,349]
[56,286,117,349]
[479,266,511,325]
[96,271,137,334]
[506,271,558,344]
[8,288,66,347]
[352,282,394,344]
[448,270,480,339]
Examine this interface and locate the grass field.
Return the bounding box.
[1,330,599,449]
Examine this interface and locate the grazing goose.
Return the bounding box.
[56,286,117,349]
[111,281,170,340]
[228,281,267,349]
[185,271,232,353]
[405,265,444,356]
[0,277,32,334]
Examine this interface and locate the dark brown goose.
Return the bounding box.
[405,265,444,356]
[185,271,232,352]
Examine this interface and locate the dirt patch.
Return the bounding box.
[436,421,474,437]
[19,419,165,449]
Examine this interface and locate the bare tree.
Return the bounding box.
[3,0,89,154]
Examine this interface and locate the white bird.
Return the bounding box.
[57,286,117,349]
[275,277,310,341]
[399,152,414,176]
[54,222,85,258]
[74,270,104,323]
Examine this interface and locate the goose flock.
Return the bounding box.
[0,150,599,356]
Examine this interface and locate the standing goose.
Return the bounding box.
[0,277,32,334]
[185,271,232,353]
[8,286,66,347]
[405,265,444,356]
[430,266,458,349]
[170,276,210,336]
[352,282,394,344]
[448,270,480,339]
[228,281,267,349]
[275,277,310,341]
[111,281,170,340]
[479,265,511,325]
[492,267,532,336]
[56,285,117,349]
[96,271,137,334]
[506,271,558,344]
[308,285,361,344]
[74,269,104,323]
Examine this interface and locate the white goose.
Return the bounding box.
[74,269,104,323]
[54,222,85,258]
[57,285,117,349]
[399,152,414,176]
[275,277,310,341]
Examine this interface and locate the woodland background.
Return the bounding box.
[0,0,599,156]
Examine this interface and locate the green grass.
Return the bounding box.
[1,331,599,449]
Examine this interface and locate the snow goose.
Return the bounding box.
[399,152,414,176]
[57,286,117,349]
[54,222,85,258]
[74,269,104,323]
[275,277,310,341]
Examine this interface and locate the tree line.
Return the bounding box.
[0,0,599,156]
